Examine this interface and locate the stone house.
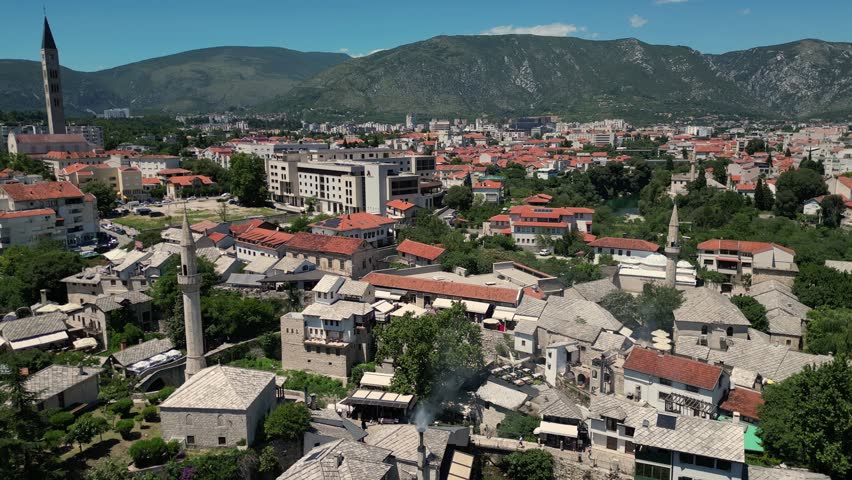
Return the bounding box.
[25,365,102,411]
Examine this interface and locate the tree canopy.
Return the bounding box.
[758,358,851,479]
[793,264,852,309]
[774,168,827,218]
[504,449,554,480]
[82,180,117,216]
[375,303,483,397]
[228,153,268,207]
[730,295,769,332]
[444,185,473,211]
[263,402,311,442]
[805,308,851,356]
[0,242,85,311]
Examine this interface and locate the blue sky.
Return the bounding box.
[3,0,850,71]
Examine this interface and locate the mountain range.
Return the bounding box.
[1,36,850,121]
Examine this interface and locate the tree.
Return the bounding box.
[793,264,852,309]
[228,153,268,207]
[65,414,108,452]
[805,308,851,356]
[599,290,639,326]
[108,398,133,418]
[375,303,483,398]
[114,419,134,439]
[774,168,827,218]
[444,185,473,211]
[637,283,684,332]
[264,402,311,442]
[141,406,158,422]
[129,437,180,468]
[820,195,845,228]
[754,178,767,210]
[730,295,769,332]
[258,445,281,475]
[504,449,554,480]
[497,412,540,441]
[0,242,85,309]
[758,358,851,479]
[745,139,766,155]
[83,180,117,216]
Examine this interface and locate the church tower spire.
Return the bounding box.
[41,16,66,135]
[664,204,681,288]
[178,210,206,379]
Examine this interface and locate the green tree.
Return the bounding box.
[375,303,483,397]
[65,414,108,452]
[114,419,134,439]
[820,195,845,228]
[730,295,769,332]
[108,398,133,418]
[758,358,851,479]
[228,153,268,207]
[128,437,179,468]
[264,402,311,442]
[504,449,554,480]
[258,445,281,475]
[0,242,85,309]
[599,290,639,326]
[83,180,118,216]
[637,283,684,332]
[444,185,474,211]
[745,139,766,155]
[497,412,541,441]
[805,308,852,356]
[754,178,767,211]
[48,411,75,430]
[774,168,827,218]
[793,264,852,309]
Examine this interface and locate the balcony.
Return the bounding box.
[635,447,671,465]
[304,336,349,348]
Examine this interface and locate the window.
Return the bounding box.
[716,459,731,471]
[217,415,225,426]
[695,455,715,468]
[185,414,193,425]
[218,437,226,446]
[660,378,672,386]
[685,384,700,393]
[726,327,734,337]
[624,426,635,437]
[186,436,195,445]
[635,462,670,480]
[701,325,708,335]
[521,340,526,346]
[605,418,618,432]
[679,452,694,464]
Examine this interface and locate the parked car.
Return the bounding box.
[113,227,127,235]
[149,211,165,217]
[538,249,551,256]
[187,196,197,201]
[220,192,231,199]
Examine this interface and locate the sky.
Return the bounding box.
[2,0,850,72]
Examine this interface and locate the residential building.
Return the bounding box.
[40,150,107,176]
[0,168,43,185]
[281,439,394,480]
[623,347,728,418]
[57,163,145,201]
[488,205,594,250]
[633,413,745,480]
[363,425,451,480]
[7,133,90,155]
[0,209,64,250]
[697,239,797,285]
[588,394,656,454]
[127,155,181,178]
[160,365,278,448]
[536,390,585,450]
[166,175,216,198]
[24,365,102,411]
[0,181,98,247]
[281,275,374,383]
[395,239,446,266]
[66,125,104,148]
[673,288,752,350]
[362,270,522,310]
[472,180,503,203]
[748,281,810,350]
[236,228,294,260]
[282,232,378,279]
[0,312,69,351]
[108,338,176,376]
[103,108,130,119]
[310,212,397,248]
[302,409,368,455]
[385,198,417,224]
[71,291,154,348]
[589,237,660,263]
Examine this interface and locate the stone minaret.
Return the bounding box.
[41,17,66,135]
[664,204,680,288]
[178,211,206,379]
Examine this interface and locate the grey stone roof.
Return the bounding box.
[672,336,711,360]
[25,365,102,401]
[225,273,266,288]
[476,380,529,411]
[364,425,450,467]
[824,260,852,274]
[633,414,745,463]
[338,279,371,298]
[748,466,831,480]
[674,288,750,326]
[272,256,312,274]
[514,319,538,336]
[754,290,810,319]
[110,338,174,367]
[569,278,618,303]
[309,409,367,442]
[514,296,547,318]
[279,439,392,480]
[748,328,771,343]
[537,297,621,344]
[0,312,67,341]
[588,395,656,429]
[708,341,832,382]
[592,331,632,352]
[244,256,278,274]
[62,268,101,285]
[747,280,793,297]
[302,300,373,321]
[768,314,803,337]
[93,291,152,312]
[539,389,583,420]
[160,365,275,411]
[313,275,343,293]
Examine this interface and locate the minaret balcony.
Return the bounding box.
[177,274,201,286]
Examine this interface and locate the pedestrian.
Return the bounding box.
[518,436,524,449]
[560,439,564,451]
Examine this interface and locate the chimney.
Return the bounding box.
[19,367,29,376]
[417,426,428,480]
[120,341,126,351]
[40,289,48,305]
[732,412,741,424]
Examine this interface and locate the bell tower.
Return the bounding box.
[41,16,66,134]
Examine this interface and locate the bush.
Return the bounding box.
[504,449,554,480]
[43,429,66,449]
[497,412,541,441]
[349,362,376,386]
[49,411,75,430]
[141,405,159,422]
[114,419,134,438]
[109,398,133,418]
[129,437,179,468]
[258,331,281,359]
[156,386,176,402]
[236,438,247,446]
[264,402,311,442]
[280,370,346,399]
[133,414,144,423]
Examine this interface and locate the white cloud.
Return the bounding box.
[481,22,581,37]
[629,15,648,28]
[655,0,688,4]
[338,48,349,53]
[352,48,387,58]
[740,8,751,15]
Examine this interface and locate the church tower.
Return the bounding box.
[178,211,206,379]
[664,204,680,288]
[41,17,66,134]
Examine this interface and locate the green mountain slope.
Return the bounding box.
[0,46,349,114]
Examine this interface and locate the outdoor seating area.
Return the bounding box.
[490,365,539,386]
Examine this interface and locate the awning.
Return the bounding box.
[716,257,741,263]
[492,306,516,321]
[483,318,500,326]
[462,300,490,314]
[73,337,98,350]
[10,331,68,350]
[340,389,416,409]
[360,372,394,388]
[432,298,455,309]
[537,421,578,438]
[375,289,404,301]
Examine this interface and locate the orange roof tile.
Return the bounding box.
[362,272,520,305]
[624,347,722,390]
[588,237,660,252]
[396,239,446,261]
[386,199,416,211]
[0,208,55,219]
[285,232,367,256]
[310,212,396,232]
[697,239,795,255]
[0,181,84,201]
[720,388,764,420]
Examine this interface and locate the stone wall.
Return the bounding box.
[160,409,249,449]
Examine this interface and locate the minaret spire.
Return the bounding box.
[664,204,680,288]
[178,209,206,379]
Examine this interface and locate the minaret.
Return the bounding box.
[178,211,206,379]
[41,17,66,134]
[664,204,680,288]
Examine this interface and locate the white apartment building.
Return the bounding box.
[0,209,63,250]
[119,154,181,178]
[0,181,98,247]
[487,205,594,250]
[66,125,104,148]
[696,239,797,284]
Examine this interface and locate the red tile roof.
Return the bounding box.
[362,272,520,305]
[237,228,294,250]
[0,181,84,201]
[624,347,722,390]
[285,232,367,256]
[191,220,220,233]
[489,214,510,223]
[230,218,266,236]
[396,239,446,261]
[0,208,55,219]
[473,180,502,189]
[720,388,764,420]
[523,193,553,205]
[310,212,396,232]
[588,237,660,253]
[158,168,191,175]
[207,232,228,243]
[697,239,795,255]
[168,175,214,186]
[386,199,416,211]
[43,150,104,159]
[141,178,161,185]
